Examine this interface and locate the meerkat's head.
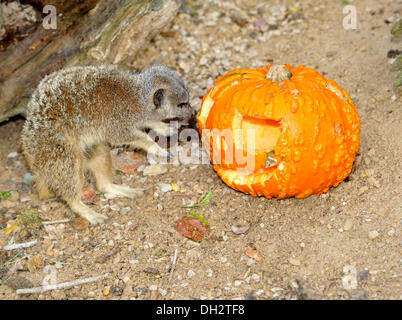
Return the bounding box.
[140,65,195,126]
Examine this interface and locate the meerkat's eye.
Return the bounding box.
[177,102,190,108]
[153,89,165,108]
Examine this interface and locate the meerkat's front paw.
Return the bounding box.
[154,147,173,159]
[104,184,145,199]
[141,120,179,137]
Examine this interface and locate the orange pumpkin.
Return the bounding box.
[198,64,360,199]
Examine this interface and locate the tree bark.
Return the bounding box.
[0,0,180,123]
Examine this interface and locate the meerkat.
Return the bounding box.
[21,65,194,225]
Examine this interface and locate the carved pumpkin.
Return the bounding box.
[198,64,360,199]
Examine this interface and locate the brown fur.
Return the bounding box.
[21,65,194,225]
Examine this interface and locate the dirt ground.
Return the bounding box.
[0,0,401,300]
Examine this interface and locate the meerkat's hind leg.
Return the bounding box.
[42,141,109,225]
[84,144,145,199]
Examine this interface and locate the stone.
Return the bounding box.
[121,206,131,213]
[231,223,250,234]
[23,173,34,185]
[7,152,18,158]
[158,183,173,193]
[143,164,168,176]
[344,218,353,231]
[289,258,301,266]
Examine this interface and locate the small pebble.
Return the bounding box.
[104,193,118,200]
[158,288,167,296]
[350,292,367,300]
[246,258,255,266]
[368,230,379,239]
[255,289,265,296]
[231,224,250,234]
[23,173,34,185]
[158,183,173,193]
[344,219,353,231]
[326,51,337,57]
[289,258,301,266]
[251,274,260,282]
[143,164,168,176]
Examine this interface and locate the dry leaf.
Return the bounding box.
[5,221,19,235]
[245,246,262,262]
[81,186,96,203]
[171,183,180,191]
[113,152,143,175]
[176,217,206,242]
[27,257,43,272]
[72,217,89,231]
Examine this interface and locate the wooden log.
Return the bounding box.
[0,0,180,123]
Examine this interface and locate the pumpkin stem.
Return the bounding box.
[264,65,293,82]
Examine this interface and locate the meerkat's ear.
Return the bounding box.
[153,89,165,108]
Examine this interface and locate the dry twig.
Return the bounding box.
[16,274,108,294]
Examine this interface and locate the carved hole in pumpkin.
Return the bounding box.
[241,116,281,154]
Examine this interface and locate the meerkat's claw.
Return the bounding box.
[87,212,110,226]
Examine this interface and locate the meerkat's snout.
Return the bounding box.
[184,104,197,128]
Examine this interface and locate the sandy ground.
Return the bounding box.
[0,0,401,300]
